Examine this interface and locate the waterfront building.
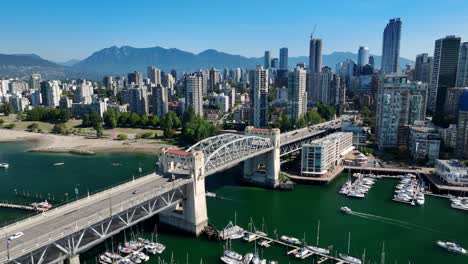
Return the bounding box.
[147,66,162,86]
[429,35,461,116]
[408,123,441,164]
[438,124,458,149]
[456,42,468,87]
[264,51,271,69]
[249,66,269,127]
[435,159,468,186]
[10,95,29,112]
[381,18,402,74]
[152,85,168,117]
[376,75,428,149]
[40,81,61,108]
[301,132,353,176]
[414,53,433,84]
[127,87,148,115]
[287,66,307,122]
[184,73,203,116]
[71,98,108,118]
[279,47,288,70]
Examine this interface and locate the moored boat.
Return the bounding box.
[340,206,352,214]
[0,162,9,168]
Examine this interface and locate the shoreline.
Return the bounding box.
[0,129,172,156]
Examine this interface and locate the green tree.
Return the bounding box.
[117,133,128,140]
[94,123,104,138]
[118,112,131,126]
[51,123,68,135]
[128,113,141,127]
[305,110,322,125]
[139,114,149,127]
[4,123,15,129]
[1,102,13,116]
[161,111,180,138]
[149,115,159,128]
[103,109,118,128]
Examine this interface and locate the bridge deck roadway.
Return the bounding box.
[0,172,191,263]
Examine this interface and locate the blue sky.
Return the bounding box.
[1,0,467,62]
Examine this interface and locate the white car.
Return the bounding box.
[8,232,24,240]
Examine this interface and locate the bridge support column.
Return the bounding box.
[160,150,208,236]
[68,254,80,264]
[243,127,280,188]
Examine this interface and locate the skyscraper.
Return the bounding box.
[29,74,41,90]
[414,53,433,84]
[209,68,221,91]
[249,66,269,127]
[184,73,203,116]
[457,91,468,158]
[271,58,279,69]
[127,71,143,87]
[127,87,148,115]
[309,38,323,101]
[381,18,402,74]
[287,66,307,122]
[429,35,461,118]
[152,85,168,117]
[147,66,162,86]
[279,48,288,70]
[264,51,271,69]
[358,46,370,68]
[318,66,333,104]
[456,42,468,87]
[376,75,427,149]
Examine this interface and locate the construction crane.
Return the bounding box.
[310,24,317,39]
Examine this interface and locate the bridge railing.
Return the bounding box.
[4,178,192,262]
[0,171,161,234]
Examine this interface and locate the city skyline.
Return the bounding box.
[1,1,468,62]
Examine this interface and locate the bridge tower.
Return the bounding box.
[243,126,281,188]
[159,149,208,236]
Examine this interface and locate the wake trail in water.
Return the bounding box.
[349,211,443,233]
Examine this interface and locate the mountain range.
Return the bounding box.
[0,46,414,80]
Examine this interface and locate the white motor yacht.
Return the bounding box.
[436,241,467,254]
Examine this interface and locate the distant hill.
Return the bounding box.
[0,46,414,80]
[0,54,84,79]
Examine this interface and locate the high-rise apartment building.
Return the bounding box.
[152,85,168,117]
[40,81,61,108]
[127,71,143,87]
[308,38,323,101]
[414,53,433,84]
[184,73,203,116]
[208,68,221,91]
[279,47,288,70]
[318,66,333,104]
[249,66,269,127]
[287,66,307,122]
[147,66,162,86]
[457,91,468,158]
[73,81,93,104]
[381,18,402,74]
[429,36,461,117]
[376,75,428,149]
[264,51,271,69]
[456,42,468,87]
[127,87,148,115]
[29,74,41,90]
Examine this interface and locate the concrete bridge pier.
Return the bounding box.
[66,254,80,264]
[159,150,208,236]
[243,127,280,188]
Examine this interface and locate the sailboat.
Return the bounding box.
[338,232,362,264]
[306,220,330,255]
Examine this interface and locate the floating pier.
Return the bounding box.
[242,231,352,264]
[0,202,36,211]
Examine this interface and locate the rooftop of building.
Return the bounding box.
[437,159,467,171]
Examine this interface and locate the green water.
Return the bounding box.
[1,143,468,264]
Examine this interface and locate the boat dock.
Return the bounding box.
[0,202,36,211]
[242,231,352,264]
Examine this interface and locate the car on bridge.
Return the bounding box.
[8,232,24,240]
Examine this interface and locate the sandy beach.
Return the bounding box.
[0,129,174,156]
